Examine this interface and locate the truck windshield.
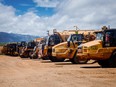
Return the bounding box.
[27,42,36,48]
[46,34,61,46]
[96,32,103,40]
[18,41,27,47]
[104,30,116,47]
[67,34,83,42]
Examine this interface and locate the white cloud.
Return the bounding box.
[0,0,116,36]
[0,3,47,36]
[55,0,116,29]
[33,0,60,8]
[0,3,17,32]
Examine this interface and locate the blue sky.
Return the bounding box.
[0,0,116,36]
[1,0,55,16]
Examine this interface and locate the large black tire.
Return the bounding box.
[98,51,116,68]
[29,51,35,59]
[70,52,88,64]
[11,51,18,56]
[30,53,38,59]
[98,59,109,68]
[110,51,116,67]
[42,57,49,60]
[19,49,28,58]
[19,52,29,58]
[19,55,25,58]
[49,56,65,62]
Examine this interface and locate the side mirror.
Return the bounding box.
[67,41,70,47]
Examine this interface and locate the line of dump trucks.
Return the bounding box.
[1,26,116,68]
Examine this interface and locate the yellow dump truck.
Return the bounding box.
[52,30,96,63]
[19,41,36,58]
[42,30,78,61]
[2,41,27,56]
[2,43,19,56]
[77,28,116,67]
[30,37,46,59]
[17,41,27,55]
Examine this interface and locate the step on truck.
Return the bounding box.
[77,28,116,67]
[52,30,96,63]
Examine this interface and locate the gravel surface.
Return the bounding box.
[0,55,116,87]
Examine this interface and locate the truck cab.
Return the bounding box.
[9,43,19,56]
[77,29,116,67]
[42,33,63,60]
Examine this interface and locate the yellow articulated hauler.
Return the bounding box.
[77,28,116,67]
[2,42,19,56]
[52,30,96,63]
[42,30,78,61]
